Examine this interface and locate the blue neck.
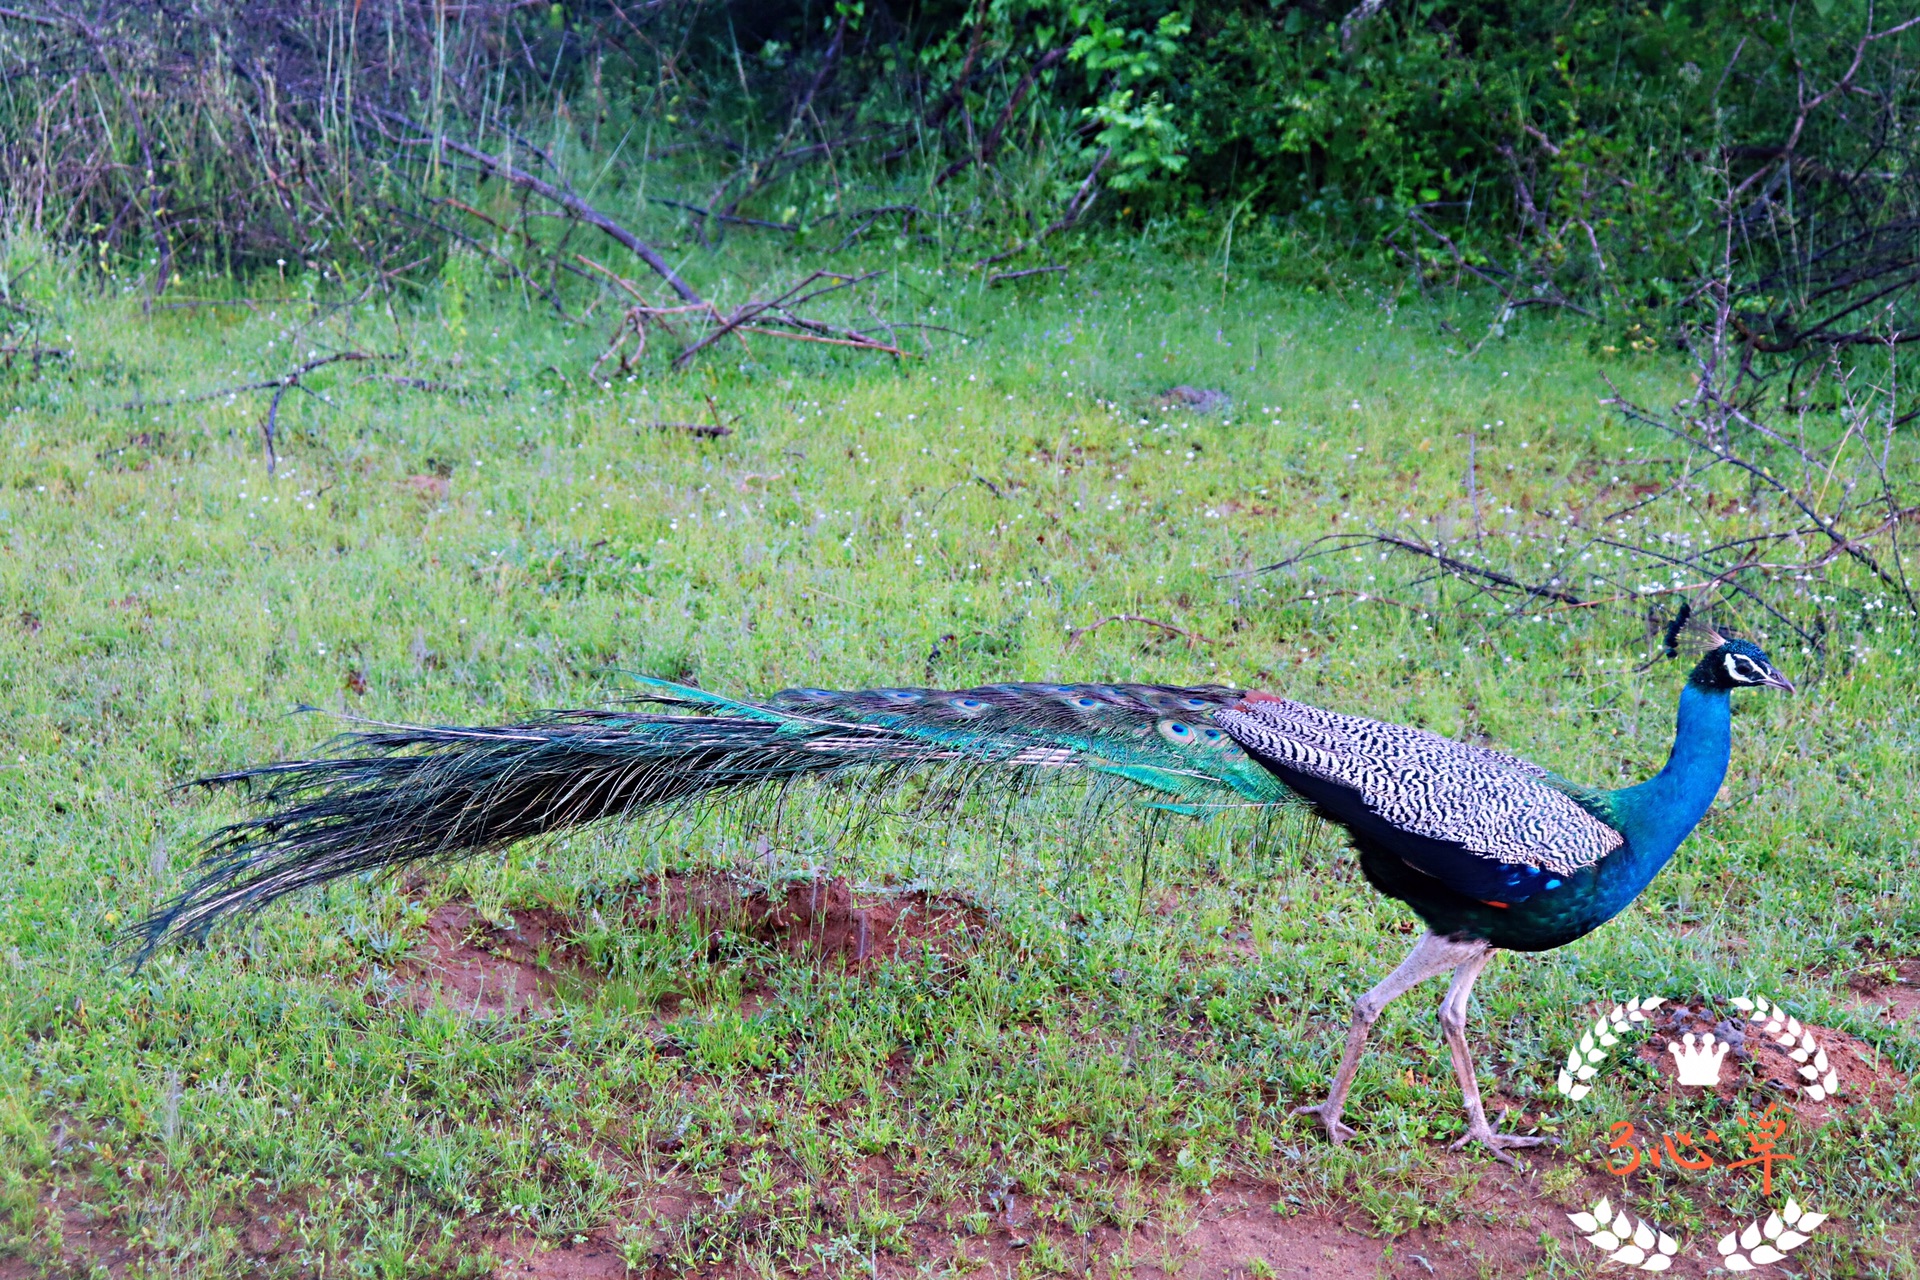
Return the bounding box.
[1610,682,1732,867]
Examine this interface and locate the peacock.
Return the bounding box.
[132,609,1791,1159]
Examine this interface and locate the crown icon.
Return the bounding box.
[1668,1032,1731,1087]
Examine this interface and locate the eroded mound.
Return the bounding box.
[393,873,987,1018]
[1630,998,1905,1123]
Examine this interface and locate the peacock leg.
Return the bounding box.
[1438,947,1553,1163]
[1293,931,1488,1145]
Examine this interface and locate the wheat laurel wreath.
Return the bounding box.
[1715,1201,1830,1271]
[1554,995,1838,1271]
[1554,996,1664,1102]
[1568,1197,1681,1271]
[1730,996,1842,1100]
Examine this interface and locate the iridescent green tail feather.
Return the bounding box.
[131,679,1292,960]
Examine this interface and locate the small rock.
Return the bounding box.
[1713,1018,1750,1058]
[1150,385,1230,413]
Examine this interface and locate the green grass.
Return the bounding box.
[2,243,1918,1277]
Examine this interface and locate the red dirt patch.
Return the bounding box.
[591,871,988,972]
[726,874,987,967]
[398,902,574,1016]
[1629,998,1907,1124]
[1848,957,1920,1026]
[1137,1206,1385,1278]
[391,874,988,1018]
[483,1235,629,1279]
[1124,1182,1556,1280]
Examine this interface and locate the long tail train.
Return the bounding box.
[131,678,1293,960]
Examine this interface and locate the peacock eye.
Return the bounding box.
[1157,720,1193,743]
[1180,697,1210,710]
[951,697,985,710]
[1071,696,1100,709]
[1200,727,1223,742]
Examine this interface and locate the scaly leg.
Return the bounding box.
[1293,931,1488,1144]
[1438,948,1553,1163]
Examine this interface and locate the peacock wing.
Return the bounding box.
[1215,695,1623,902]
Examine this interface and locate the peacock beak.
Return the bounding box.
[1761,667,1796,693]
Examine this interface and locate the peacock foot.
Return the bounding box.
[1448,1121,1556,1165]
[1291,1101,1356,1145]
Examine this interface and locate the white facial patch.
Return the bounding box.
[1723,653,1765,685]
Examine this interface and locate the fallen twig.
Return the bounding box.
[0,343,70,365]
[259,353,389,474]
[650,197,797,232]
[649,421,733,439]
[1251,531,1588,607]
[736,326,911,357]
[358,374,464,395]
[975,148,1108,269]
[1066,614,1224,650]
[364,107,703,305]
[987,265,1067,286]
[577,257,911,372]
[673,270,900,368]
[120,351,393,474]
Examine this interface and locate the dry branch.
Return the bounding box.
[935,46,1067,187]
[1066,614,1224,651]
[987,265,1067,286]
[648,421,733,439]
[364,107,702,305]
[976,148,1109,269]
[577,259,911,375]
[121,351,394,474]
[0,343,70,365]
[1253,249,1915,657]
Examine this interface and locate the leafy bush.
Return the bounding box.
[1,0,1915,343]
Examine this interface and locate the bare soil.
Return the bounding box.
[639,871,988,969]
[398,901,576,1016]
[392,873,989,1018]
[481,1178,1560,1280]
[1630,997,1908,1124]
[16,911,1903,1279]
[1847,956,1920,1026]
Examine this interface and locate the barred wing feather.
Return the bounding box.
[1215,697,1621,885]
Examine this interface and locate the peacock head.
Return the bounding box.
[1663,603,1794,694]
[1689,638,1794,694]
